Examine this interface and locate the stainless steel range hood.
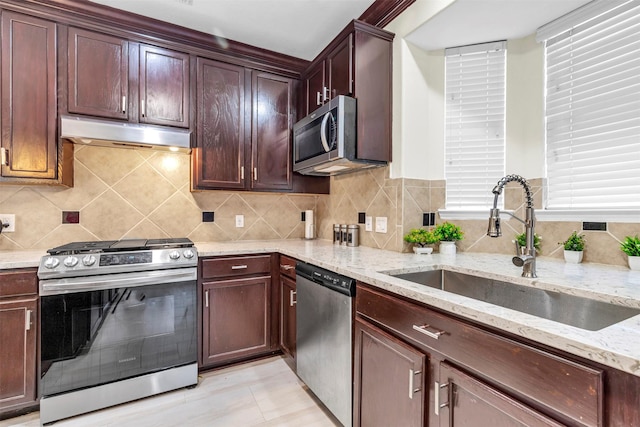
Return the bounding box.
[60,115,192,153]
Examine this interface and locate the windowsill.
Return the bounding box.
[438,209,640,223]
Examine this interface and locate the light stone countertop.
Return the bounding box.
[4,239,640,377]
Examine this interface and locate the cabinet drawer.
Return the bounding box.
[279,255,297,279]
[201,255,271,279]
[357,283,603,427]
[0,269,38,298]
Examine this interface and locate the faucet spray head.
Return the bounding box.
[487,208,501,237]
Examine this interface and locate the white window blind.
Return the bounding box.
[542,0,640,209]
[445,41,506,210]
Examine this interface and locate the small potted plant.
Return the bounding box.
[620,235,640,271]
[404,228,439,254]
[433,222,463,255]
[560,231,585,264]
[514,232,542,254]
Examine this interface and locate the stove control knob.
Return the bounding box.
[169,250,181,260]
[64,256,79,267]
[44,257,60,269]
[82,255,97,266]
[183,249,195,259]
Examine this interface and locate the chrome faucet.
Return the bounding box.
[487,174,537,278]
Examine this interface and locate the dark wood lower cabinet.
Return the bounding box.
[437,362,564,427]
[0,269,38,417]
[354,282,640,427]
[202,276,272,367]
[279,274,296,362]
[354,317,426,427]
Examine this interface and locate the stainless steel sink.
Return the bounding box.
[388,269,640,331]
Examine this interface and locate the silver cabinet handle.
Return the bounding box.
[434,381,450,416]
[241,166,245,180]
[205,290,209,308]
[25,309,32,331]
[231,265,248,270]
[316,91,322,106]
[122,95,126,113]
[412,324,446,340]
[409,369,421,399]
[280,264,294,271]
[1,148,8,166]
[253,167,258,181]
[141,99,145,117]
[290,290,297,307]
[323,86,329,102]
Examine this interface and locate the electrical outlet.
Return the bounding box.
[0,214,15,233]
[375,217,387,233]
[365,216,373,232]
[235,215,244,228]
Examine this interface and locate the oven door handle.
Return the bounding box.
[39,268,197,296]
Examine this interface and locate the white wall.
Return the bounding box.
[386,8,546,181]
[384,0,455,179]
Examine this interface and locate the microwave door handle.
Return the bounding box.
[320,112,332,152]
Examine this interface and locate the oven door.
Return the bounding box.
[39,268,197,398]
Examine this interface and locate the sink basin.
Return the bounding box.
[388,269,640,331]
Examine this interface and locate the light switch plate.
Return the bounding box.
[235,215,244,228]
[365,216,373,232]
[375,217,387,233]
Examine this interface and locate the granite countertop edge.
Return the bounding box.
[3,239,640,377]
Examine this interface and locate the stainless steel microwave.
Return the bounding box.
[293,96,386,176]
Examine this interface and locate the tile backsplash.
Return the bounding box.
[0,145,317,251]
[1,147,637,268]
[318,167,638,267]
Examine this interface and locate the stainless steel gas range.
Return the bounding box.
[37,238,198,424]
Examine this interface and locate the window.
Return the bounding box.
[540,0,640,209]
[444,41,506,210]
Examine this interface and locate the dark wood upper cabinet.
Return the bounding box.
[193,58,246,189]
[66,29,189,129]
[301,20,393,162]
[251,72,293,191]
[326,34,353,100]
[139,44,190,128]
[67,27,128,120]
[305,61,325,115]
[1,11,58,180]
[193,64,293,192]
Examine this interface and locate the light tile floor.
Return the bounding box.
[0,356,340,427]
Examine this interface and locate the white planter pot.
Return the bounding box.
[413,246,433,255]
[563,250,583,264]
[629,256,640,271]
[439,241,457,255]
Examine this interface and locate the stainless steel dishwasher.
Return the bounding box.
[296,261,355,427]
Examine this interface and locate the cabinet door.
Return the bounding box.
[279,275,296,361]
[251,72,293,191]
[1,12,56,179]
[68,28,128,119]
[202,276,271,366]
[305,61,325,115]
[193,58,247,189]
[139,44,190,128]
[0,297,37,411]
[354,317,426,427]
[438,362,564,427]
[327,33,353,100]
